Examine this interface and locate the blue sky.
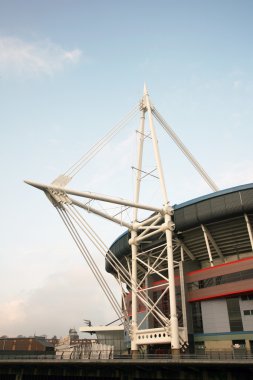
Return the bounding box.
[0,0,253,338]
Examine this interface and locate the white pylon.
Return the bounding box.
[26,85,219,355]
[129,84,180,353]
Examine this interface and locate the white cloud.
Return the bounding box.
[1,299,26,324]
[0,267,119,338]
[0,36,82,77]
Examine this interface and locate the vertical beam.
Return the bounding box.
[244,213,253,252]
[180,246,184,262]
[133,108,145,221]
[130,107,145,355]
[145,258,152,329]
[179,261,188,339]
[201,224,214,267]
[144,85,180,352]
[144,85,168,204]
[130,235,138,354]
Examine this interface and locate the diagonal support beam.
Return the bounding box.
[244,213,253,252]
[202,224,225,262]
[175,238,196,260]
[25,180,162,213]
[201,224,214,266]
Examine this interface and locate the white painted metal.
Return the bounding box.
[180,246,184,262]
[175,238,196,260]
[134,326,187,345]
[130,107,145,352]
[142,84,180,351]
[26,84,222,354]
[130,234,138,352]
[152,108,219,192]
[55,207,124,321]
[244,213,253,252]
[201,224,214,267]
[62,104,139,180]
[179,262,188,340]
[70,197,132,229]
[24,180,162,213]
[203,225,225,262]
[57,200,176,342]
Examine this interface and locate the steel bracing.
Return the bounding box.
[26,85,221,354]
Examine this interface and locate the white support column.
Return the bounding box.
[130,231,138,354]
[201,224,214,267]
[244,213,253,252]
[179,261,188,342]
[144,85,180,352]
[180,246,184,262]
[130,107,145,355]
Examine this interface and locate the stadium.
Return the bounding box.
[27,86,253,356]
[107,183,253,354]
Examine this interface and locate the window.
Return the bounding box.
[191,302,203,333]
[241,295,253,301]
[243,310,253,316]
[188,270,253,290]
[232,339,246,348]
[227,297,243,332]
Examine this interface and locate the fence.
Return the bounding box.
[1,351,253,361]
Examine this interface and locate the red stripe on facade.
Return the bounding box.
[188,288,253,302]
[187,256,253,277]
[152,279,168,286]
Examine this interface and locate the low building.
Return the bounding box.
[79,325,127,355]
[0,336,54,356]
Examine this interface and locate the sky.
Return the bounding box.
[0,0,253,339]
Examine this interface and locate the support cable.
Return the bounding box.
[58,207,123,318]
[63,204,170,328]
[65,204,131,285]
[63,104,139,179]
[56,207,124,320]
[152,107,219,192]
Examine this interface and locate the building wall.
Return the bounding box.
[124,257,253,351]
[204,340,232,350]
[201,299,230,334]
[239,296,253,331]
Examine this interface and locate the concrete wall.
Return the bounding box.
[239,297,253,331]
[201,299,230,333]
[205,340,232,350]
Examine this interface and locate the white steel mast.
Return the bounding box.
[129,84,180,353]
[26,84,219,357]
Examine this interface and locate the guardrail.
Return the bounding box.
[114,352,253,360]
[0,352,253,361]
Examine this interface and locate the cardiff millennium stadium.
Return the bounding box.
[26,85,253,356]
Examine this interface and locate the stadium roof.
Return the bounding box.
[106,183,253,274]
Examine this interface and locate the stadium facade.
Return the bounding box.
[106,183,253,353]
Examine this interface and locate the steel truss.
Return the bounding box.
[26,85,219,354]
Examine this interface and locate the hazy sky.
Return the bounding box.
[1,0,253,338]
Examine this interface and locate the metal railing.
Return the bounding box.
[0,351,253,361]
